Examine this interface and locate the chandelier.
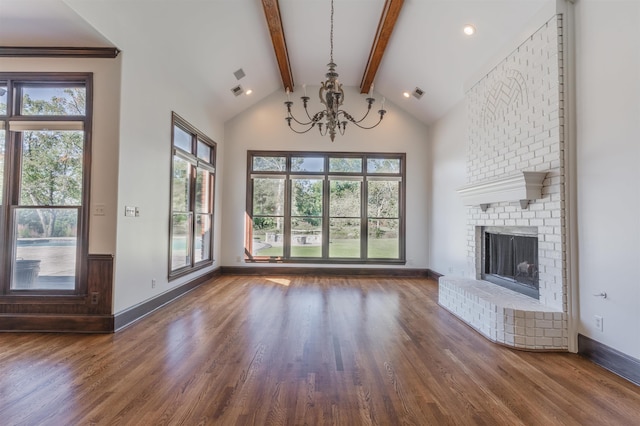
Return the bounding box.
[284,0,386,142]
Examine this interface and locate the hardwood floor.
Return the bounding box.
[1,276,639,425]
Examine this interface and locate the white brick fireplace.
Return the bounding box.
[438,13,569,351]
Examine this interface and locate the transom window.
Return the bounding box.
[169,112,216,278]
[246,151,405,264]
[0,73,92,294]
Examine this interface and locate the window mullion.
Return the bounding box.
[189,162,197,268]
[322,176,329,259]
[8,131,21,207]
[361,179,368,260]
[12,85,21,118]
[189,131,197,267]
[283,175,291,259]
[0,122,7,293]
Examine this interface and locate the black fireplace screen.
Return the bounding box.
[485,233,538,289]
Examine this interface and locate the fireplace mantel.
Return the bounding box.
[457,171,548,211]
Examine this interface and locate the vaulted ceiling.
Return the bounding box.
[0,0,549,125]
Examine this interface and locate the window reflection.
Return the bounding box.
[12,208,78,290]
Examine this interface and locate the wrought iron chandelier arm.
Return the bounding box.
[286,91,314,121]
[341,109,386,130]
[287,114,315,126]
[285,117,318,134]
[311,110,326,123]
[338,99,374,124]
[285,110,326,133]
[301,97,315,121]
[285,102,316,126]
[289,126,315,135]
[287,125,318,134]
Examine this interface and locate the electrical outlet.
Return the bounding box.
[236,256,241,263]
[90,292,99,304]
[594,315,603,332]
[152,279,156,289]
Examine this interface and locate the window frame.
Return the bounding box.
[246,151,406,264]
[168,112,216,280]
[0,72,93,296]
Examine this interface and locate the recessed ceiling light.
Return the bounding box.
[463,24,476,36]
[403,92,411,98]
[245,89,253,95]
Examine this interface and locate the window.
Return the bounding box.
[247,151,405,264]
[169,112,215,278]
[0,73,92,293]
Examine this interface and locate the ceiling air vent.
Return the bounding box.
[233,68,246,80]
[413,87,425,100]
[231,85,244,97]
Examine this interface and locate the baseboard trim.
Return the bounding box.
[427,269,443,280]
[114,268,222,331]
[578,334,640,386]
[221,266,429,278]
[0,314,113,333]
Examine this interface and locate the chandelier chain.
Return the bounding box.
[330,0,334,63]
[283,0,386,141]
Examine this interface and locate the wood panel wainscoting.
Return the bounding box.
[0,254,114,332]
[1,275,639,424]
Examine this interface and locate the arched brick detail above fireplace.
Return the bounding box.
[482,69,528,125]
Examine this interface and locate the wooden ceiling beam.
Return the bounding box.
[261,0,294,92]
[360,0,404,94]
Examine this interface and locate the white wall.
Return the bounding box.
[574,0,640,358]
[427,101,468,277]
[0,57,121,256]
[222,86,429,269]
[112,50,225,314]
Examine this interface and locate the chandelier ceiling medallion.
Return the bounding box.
[284,0,386,142]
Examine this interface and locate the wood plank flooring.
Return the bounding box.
[1,275,639,425]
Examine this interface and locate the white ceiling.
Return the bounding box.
[0,0,550,125]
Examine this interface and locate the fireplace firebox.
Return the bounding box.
[482,227,539,299]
